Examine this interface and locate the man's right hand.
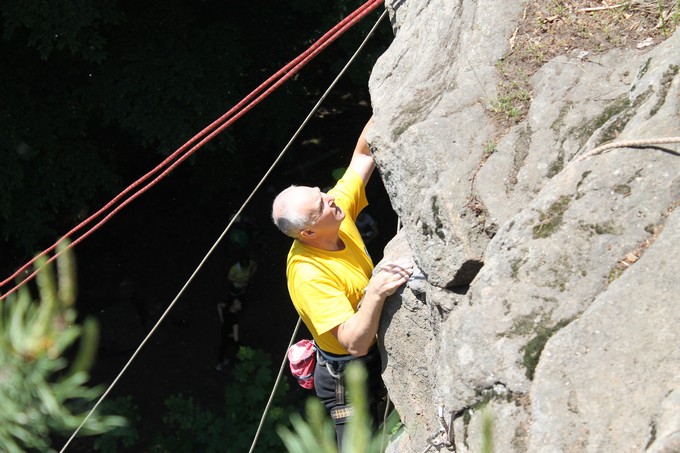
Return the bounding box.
[335,258,414,356]
[367,259,414,299]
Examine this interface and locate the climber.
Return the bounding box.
[226,252,258,306]
[271,117,413,447]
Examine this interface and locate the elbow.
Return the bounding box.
[336,323,371,357]
[350,346,369,357]
[337,336,369,357]
[344,339,370,357]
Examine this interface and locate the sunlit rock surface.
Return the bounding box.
[369,1,680,451]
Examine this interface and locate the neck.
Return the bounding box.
[300,233,345,251]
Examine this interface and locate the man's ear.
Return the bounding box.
[300,228,316,239]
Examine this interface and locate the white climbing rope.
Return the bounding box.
[576,136,680,161]
[248,317,301,453]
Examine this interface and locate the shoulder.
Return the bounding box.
[288,249,339,286]
[330,168,363,197]
[328,168,368,220]
[288,250,326,277]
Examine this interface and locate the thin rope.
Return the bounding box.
[379,399,392,452]
[379,214,404,451]
[248,317,302,453]
[0,0,384,301]
[58,7,386,451]
[576,136,680,161]
[247,10,388,453]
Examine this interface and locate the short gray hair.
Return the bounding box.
[271,186,313,239]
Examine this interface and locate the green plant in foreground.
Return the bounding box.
[151,346,290,452]
[93,396,140,452]
[0,240,126,452]
[278,362,401,453]
[481,407,495,453]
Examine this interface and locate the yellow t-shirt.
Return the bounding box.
[286,168,374,355]
[228,260,257,288]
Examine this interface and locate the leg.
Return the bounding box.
[357,347,387,430]
[314,361,348,449]
[216,323,230,369]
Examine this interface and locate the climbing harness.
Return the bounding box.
[316,345,359,423]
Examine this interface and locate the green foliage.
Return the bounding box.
[522,319,571,380]
[153,394,226,452]
[532,195,573,239]
[0,240,127,451]
[278,362,401,453]
[279,398,339,453]
[1,0,123,62]
[226,346,292,452]
[481,407,495,453]
[151,346,291,452]
[93,396,140,453]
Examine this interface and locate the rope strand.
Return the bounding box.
[576,136,680,161]
[248,318,302,453]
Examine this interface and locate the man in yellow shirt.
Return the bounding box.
[272,118,413,446]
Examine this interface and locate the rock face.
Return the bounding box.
[368,1,680,451]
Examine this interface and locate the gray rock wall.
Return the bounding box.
[369,1,680,451]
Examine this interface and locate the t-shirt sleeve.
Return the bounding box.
[293,277,356,336]
[329,167,368,222]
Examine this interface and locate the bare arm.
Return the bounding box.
[332,260,413,356]
[347,117,375,186]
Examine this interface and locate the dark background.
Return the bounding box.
[0,1,396,450]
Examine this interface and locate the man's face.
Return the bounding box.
[299,186,345,235]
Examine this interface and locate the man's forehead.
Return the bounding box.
[289,185,317,199]
[287,186,319,207]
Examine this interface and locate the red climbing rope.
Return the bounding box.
[0,0,385,301]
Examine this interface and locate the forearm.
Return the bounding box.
[336,288,385,356]
[347,117,375,185]
[336,259,414,356]
[354,117,373,158]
